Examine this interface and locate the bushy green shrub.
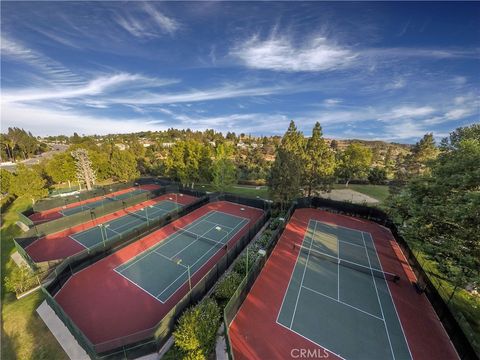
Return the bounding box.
[214,272,243,302]
[5,265,38,295]
[173,298,221,359]
[233,252,258,275]
[269,218,283,231]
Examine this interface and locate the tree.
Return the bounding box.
[337,143,373,186]
[212,144,237,192]
[268,147,302,210]
[10,164,48,203]
[5,265,38,296]
[71,149,96,190]
[368,167,387,184]
[0,169,13,195]
[388,125,480,302]
[165,142,187,184]
[281,120,305,157]
[198,145,213,183]
[110,150,140,181]
[174,298,220,359]
[304,122,336,196]
[405,133,439,177]
[45,153,76,187]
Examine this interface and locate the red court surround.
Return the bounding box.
[26,193,196,262]
[229,208,459,360]
[54,201,264,350]
[29,184,161,223]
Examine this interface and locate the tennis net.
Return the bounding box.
[293,243,400,283]
[174,226,228,250]
[124,209,149,222]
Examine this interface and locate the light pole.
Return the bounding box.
[99,224,110,247]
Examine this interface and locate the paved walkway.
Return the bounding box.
[37,301,90,360]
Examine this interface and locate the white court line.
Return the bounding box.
[339,239,364,248]
[116,211,218,272]
[202,219,235,231]
[275,219,315,325]
[276,320,346,360]
[67,235,88,249]
[362,232,395,360]
[156,218,248,301]
[301,285,384,322]
[289,221,317,329]
[153,250,188,269]
[363,232,413,360]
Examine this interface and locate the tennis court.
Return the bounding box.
[115,210,249,302]
[277,219,411,359]
[69,200,180,249]
[60,189,147,216]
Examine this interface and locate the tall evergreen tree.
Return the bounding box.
[304,122,336,196]
[405,133,439,177]
[268,147,302,210]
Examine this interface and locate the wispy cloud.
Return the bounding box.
[382,106,436,120]
[1,102,166,135]
[231,34,357,72]
[110,83,293,105]
[2,73,178,103]
[322,98,343,107]
[385,78,406,90]
[1,35,82,85]
[114,3,180,39]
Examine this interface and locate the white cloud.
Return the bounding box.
[2,73,178,103]
[114,4,179,38]
[322,98,342,107]
[1,35,82,85]
[445,108,474,120]
[385,78,406,90]
[142,3,180,35]
[1,102,165,135]
[110,84,290,105]
[231,35,357,72]
[383,106,436,120]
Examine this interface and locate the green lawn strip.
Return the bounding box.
[194,183,271,199]
[333,184,390,203]
[1,198,68,360]
[408,241,480,355]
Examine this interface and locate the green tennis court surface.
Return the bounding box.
[277,220,412,360]
[115,210,249,303]
[60,189,147,216]
[69,200,180,249]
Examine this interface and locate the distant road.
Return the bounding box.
[0,144,68,172]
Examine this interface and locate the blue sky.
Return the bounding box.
[1,1,479,143]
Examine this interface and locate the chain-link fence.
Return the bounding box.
[223,196,478,360]
[41,194,270,359]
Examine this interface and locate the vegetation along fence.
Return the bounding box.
[14,187,167,269]
[223,197,478,360]
[42,193,270,359]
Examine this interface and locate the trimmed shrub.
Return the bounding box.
[233,252,258,275]
[173,298,221,359]
[214,272,243,302]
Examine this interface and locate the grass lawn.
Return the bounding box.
[1,197,68,360]
[194,183,271,200]
[333,184,390,203]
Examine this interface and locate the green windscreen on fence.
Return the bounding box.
[42,195,269,359]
